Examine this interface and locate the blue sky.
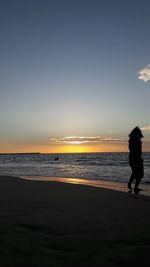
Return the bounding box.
[0,0,150,152]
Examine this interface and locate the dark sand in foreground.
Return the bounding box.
[0,175,150,266]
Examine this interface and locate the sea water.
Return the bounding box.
[0,152,150,184]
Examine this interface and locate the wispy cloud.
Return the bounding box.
[138,64,150,82]
[50,136,125,145]
[141,125,150,131]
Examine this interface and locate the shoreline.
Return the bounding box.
[1,173,150,196]
[20,175,150,196]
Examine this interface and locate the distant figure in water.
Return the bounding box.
[54,155,59,161]
[128,126,144,194]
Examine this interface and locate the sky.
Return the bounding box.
[0,0,150,153]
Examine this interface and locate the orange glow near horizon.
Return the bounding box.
[0,143,129,154]
[0,142,150,154]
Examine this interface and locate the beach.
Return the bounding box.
[0,175,150,266]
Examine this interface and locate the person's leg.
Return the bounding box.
[134,160,143,193]
[128,163,135,191]
[134,177,141,193]
[128,174,134,190]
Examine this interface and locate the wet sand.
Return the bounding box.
[21,175,150,196]
[0,175,150,266]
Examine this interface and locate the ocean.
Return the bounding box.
[0,152,150,185]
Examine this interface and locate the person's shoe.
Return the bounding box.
[137,188,143,192]
[134,187,140,194]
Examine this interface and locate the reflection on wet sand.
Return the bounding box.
[20,176,150,196]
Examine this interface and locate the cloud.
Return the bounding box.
[138,64,150,82]
[50,136,124,145]
[141,125,150,131]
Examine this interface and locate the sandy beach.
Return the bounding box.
[0,175,150,266]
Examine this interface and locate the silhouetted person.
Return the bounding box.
[128,126,144,194]
[54,155,59,161]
